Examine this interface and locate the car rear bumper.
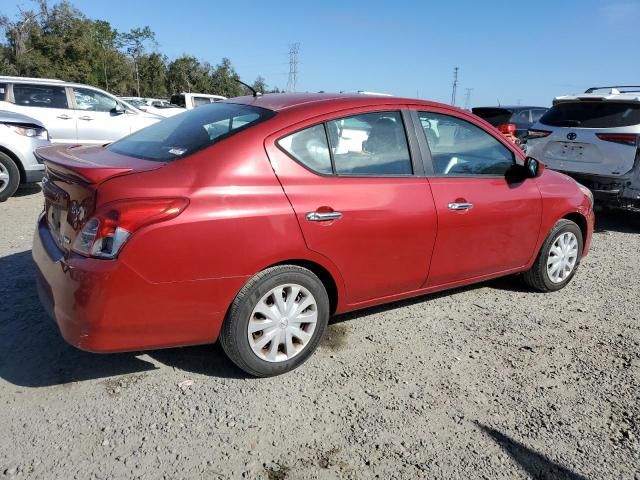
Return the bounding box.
[560,170,640,211]
[32,216,248,353]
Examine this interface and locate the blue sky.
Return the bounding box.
[4,0,640,106]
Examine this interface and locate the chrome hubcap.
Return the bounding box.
[248,284,318,362]
[0,164,9,193]
[547,232,578,283]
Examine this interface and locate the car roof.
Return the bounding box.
[553,91,640,105]
[224,92,450,114]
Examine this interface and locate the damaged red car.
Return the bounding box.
[33,93,594,376]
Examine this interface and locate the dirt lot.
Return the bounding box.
[0,186,638,479]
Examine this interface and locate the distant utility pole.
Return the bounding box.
[450,66,459,106]
[287,43,300,92]
[464,88,473,110]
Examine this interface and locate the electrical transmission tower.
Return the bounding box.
[464,88,473,110]
[450,67,459,106]
[287,43,300,92]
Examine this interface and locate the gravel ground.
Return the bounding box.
[0,186,638,480]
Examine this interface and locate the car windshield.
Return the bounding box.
[108,103,275,162]
[540,101,640,128]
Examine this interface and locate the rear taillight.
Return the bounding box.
[72,198,188,259]
[497,123,517,134]
[595,133,639,146]
[527,129,552,139]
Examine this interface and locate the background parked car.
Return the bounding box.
[472,106,548,143]
[33,93,593,377]
[0,76,160,144]
[170,92,226,110]
[120,97,184,117]
[526,86,640,211]
[0,109,50,201]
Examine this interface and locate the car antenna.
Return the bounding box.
[236,79,262,97]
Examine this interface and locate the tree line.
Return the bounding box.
[0,0,280,98]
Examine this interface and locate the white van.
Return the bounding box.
[0,76,161,144]
[170,92,226,110]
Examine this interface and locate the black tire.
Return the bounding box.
[0,152,20,202]
[523,219,583,292]
[219,265,330,377]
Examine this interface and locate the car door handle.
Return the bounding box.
[56,114,72,120]
[448,202,474,211]
[78,116,94,121]
[306,211,343,222]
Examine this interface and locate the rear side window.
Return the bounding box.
[418,112,514,176]
[193,96,211,107]
[108,103,275,162]
[13,84,68,109]
[278,111,413,176]
[530,108,547,123]
[540,102,640,128]
[471,108,512,127]
[278,125,332,174]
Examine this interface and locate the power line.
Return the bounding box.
[464,88,473,110]
[450,66,459,106]
[287,43,300,92]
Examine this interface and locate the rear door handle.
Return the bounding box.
[57,114,72,120]
[78,116,94,121]
[448,202,473,211]
[306,211,343,222]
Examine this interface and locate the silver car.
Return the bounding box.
[526,85,640,211]
[0,110,50,201]
[0,76,160,145]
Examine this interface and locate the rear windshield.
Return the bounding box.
[472,108,513,127]
[540,102,640,128]
[170,94,186,108]
[108,103,275,162]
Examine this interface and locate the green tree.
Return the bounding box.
[118,26,155,96]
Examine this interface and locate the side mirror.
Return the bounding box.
[524,156,544,178]
[112,103,125,115]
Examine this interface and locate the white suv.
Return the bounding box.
[526,86,640,211]
[0,76,161,144]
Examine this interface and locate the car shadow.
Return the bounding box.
[475,422,589,480]
[0,250,244,388]
[595,209,640,234]
[14,183,42,197]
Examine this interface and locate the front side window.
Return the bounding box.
[73,88,118,112]
[13,84,68,109]
[418,112,514,176]
[108,103,274,162]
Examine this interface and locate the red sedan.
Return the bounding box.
[33,93,594,376]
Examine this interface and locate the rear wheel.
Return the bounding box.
[0,152,20,202]
[523,219,583,292]
[219,265,330,377]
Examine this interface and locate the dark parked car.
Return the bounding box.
[472,106,548,142]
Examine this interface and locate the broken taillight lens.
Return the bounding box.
[72,198,189,259]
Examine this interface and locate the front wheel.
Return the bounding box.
[523,219,583,292]
[0,152,20,202]
[219,265,330,377]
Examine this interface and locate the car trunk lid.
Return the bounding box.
[37,144,165,253]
